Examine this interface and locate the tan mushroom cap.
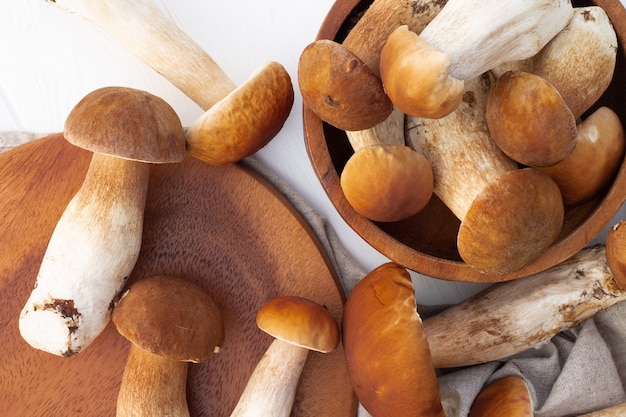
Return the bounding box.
[458,168,564,276]
[379,25,464,119]
[538,106,625,206]
[298,39,393,131]
[486,71,577,167]
[255,296,339,353]
[112,276,224,363]
[340,144,434,222]
[469,375,533,417]
[342,263,445,417]
[606,220,626,290]
[185,61,294,166]
[64,86,186,163]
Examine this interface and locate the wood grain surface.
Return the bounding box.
[0,133,356,417]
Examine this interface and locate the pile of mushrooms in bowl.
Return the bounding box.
[301,0,626,282]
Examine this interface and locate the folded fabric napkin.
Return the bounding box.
[3,131,625,417]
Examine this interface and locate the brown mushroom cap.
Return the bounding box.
[458,168,564,276]
[342,262,444,417]
[379,25,464,119]
[185,61,294,166]
[606,220,626,291]
[538,106,625,206]
[64,86,186,163]
[469,375,533,417]
[486,71,577,167]
[112,275,224,363]
[340,144,434,222]
[256,296,339,353]
[298,39,393,131]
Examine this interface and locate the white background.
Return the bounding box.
[1,0,623,305]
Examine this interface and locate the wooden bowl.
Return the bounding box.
[304,0,626,283]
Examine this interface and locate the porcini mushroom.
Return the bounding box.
[342,263,445,417]
[422,222,626,368]
[469,375,533,417]
[112,275,224,417]
[19,86,186,356]
[578,402,626,416]
[538,106,625,206]
[406,75,564,276]
[229,296,339,417]
[486,70,577,167]
[47,0,294,166]
[379,0,573,119]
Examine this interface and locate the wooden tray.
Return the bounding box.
[0,133,356,417]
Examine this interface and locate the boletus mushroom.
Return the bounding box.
[379,0,573,119]
[469,375,533,417]
[579,402,626,416]
[19,86,185,356]
[47,0,294,166]
[229,296,339,417]
[112,275,224,417]
[342,263,445,417]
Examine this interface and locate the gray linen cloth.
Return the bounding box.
[3,131,625,417]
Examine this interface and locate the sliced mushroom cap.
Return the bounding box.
[486,71,577,167]
[469,375,533,417]
[343,263,444,417]
[112,275,224,362]
[379,25,464,119]
[65,86,186,163]
[340,144,434,222]
[458,168,564,276]
[538,106,625,206]
[185,61,294,166]
[256,295,339,353]
[298,39,393,131]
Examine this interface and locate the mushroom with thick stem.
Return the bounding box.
[228,296,339,417]
[538,106,625,206]
[18,86,186,357]
[578,402,626,416]
[469,375,533,417]
[406,75,564,276]
[47,0,294,166]
[112,275,224,417]
[342,262,445,417]
[379,0,573,119]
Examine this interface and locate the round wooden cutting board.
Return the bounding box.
[0,133,356,417]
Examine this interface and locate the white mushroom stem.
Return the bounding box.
[423,244,626,369]
[47,0,234,109]
[117,344,191,417]
[229,339,309,417]
[19,154,148,356]
[578,403,626,416]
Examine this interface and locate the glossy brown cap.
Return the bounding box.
[342,263,445,417]
[186,61,294,166]
[486,71,577,167]
[458,168,564,276]
[469,375,533,417]
[298,39,392,131]
[112,276,224,363]
[539,106,625,206]
[379,25,464,119]
[340,144,434,222]
[256,296,339,353]
[606,220,626,290]
[64,86,186,163]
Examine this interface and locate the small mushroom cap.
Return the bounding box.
[469,375,533,417]
[255,296,339,353]
[486,71,577,167]
[458,168,564,276]
[342,263,444,417]
[185,61,294,166]
[340,144,434,222]
[112,275,224,363]
[64,86,186,163]
[538,106,625,206]
[379,25,464,119]
[298,39,393,131]
[606,220,626,290]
